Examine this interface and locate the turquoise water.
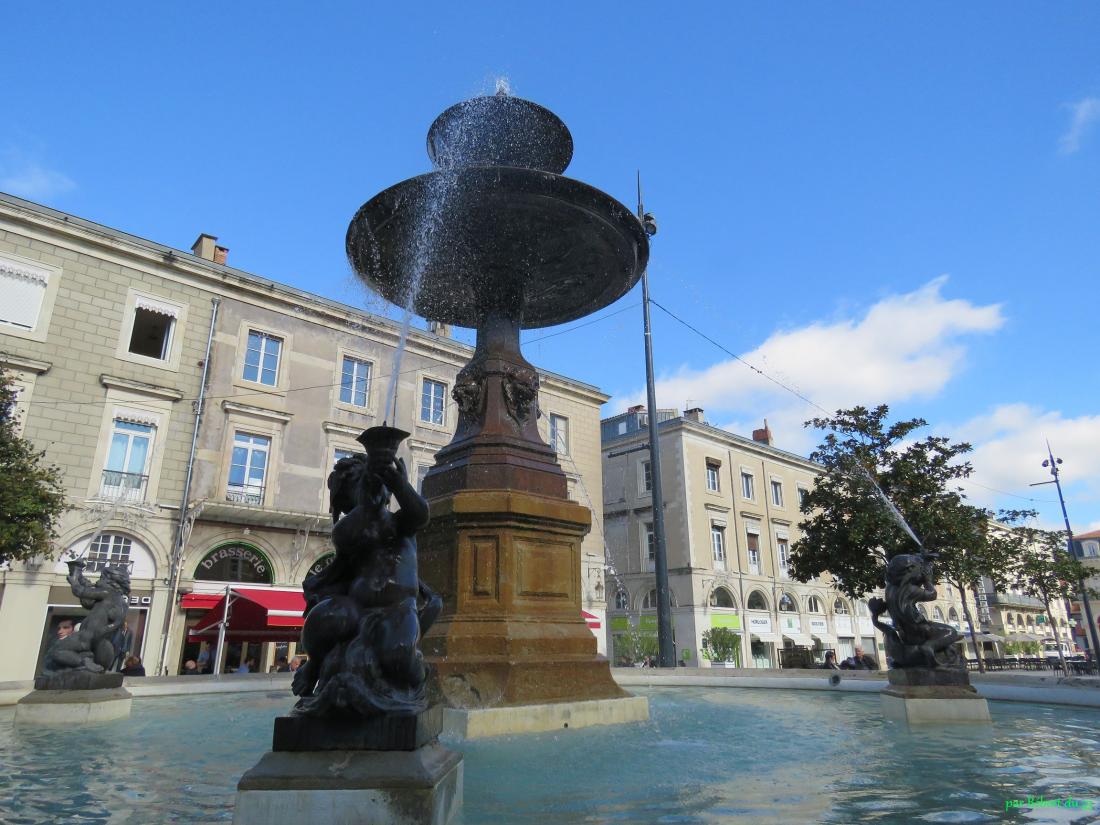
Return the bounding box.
[1,687,1098,824]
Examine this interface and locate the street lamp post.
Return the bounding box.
[1030,443,1100,666]
[636,172,675,668]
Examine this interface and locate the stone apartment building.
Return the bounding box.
[973,574,1073,659]
[601,406,982,669]
[0,192,609,682]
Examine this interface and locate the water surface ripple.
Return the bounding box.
[0,687,1098,824]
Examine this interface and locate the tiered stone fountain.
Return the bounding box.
[347,92,651,734]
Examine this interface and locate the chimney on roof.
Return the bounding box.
[428,320,452,338]
[627,405,646,414]
[752,418,773,446]
[191,234,218,261]
[684,407,705,423]
[214,245,229,265]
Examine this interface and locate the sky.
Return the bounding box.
[3,4,1098,531]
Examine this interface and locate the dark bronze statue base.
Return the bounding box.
[34,671,124,691]
[273,706,442,752]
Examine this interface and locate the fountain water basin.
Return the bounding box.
[3,687,1098,824]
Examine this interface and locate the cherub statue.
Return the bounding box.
[292,426,441,717]
[869,551,961,669]
[42,559,131,675]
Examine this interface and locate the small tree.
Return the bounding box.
[1008,524,1096,676]
[701,627,741,665]
[0,370,67,565]
[613,630,659,666]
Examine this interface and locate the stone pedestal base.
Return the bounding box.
[15,687,132,725]
[419,491,627,709]
[443,694,649,739]
[880,668,991,725]
[233,745,463,825]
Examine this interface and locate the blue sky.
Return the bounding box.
[3,4,1098,529]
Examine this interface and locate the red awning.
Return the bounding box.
[582,610,601,630]
[187,588,306,643]
[181,593,224,611]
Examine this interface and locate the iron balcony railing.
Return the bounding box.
[225,483,265,506]
[99,470,149,503]
[986,592,1044,609]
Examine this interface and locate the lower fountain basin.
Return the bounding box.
[2,686,1098,823]
[346,166,648,329]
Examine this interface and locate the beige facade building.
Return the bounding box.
[975,577,1074,659]
[0,192,609,682]
[601,406,981,669]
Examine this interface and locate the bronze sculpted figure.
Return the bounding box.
[869,552,962,669]
[292,426,441,717]
[42,559,130,675]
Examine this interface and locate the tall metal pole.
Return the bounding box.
[1043,443,1100,663]
[637,171,675,668]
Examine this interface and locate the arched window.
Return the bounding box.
[932,606,945,622]
[308,553,335,576]
[855,601,870,617]
[614,590,628,610]
[58,533,157,579]
[194,543,273,584]
[1016,613,1024,627]
[778,593,797,612]
[642,589,677,609]
[1007,613,1015,625]
[807,595,824,614]
[747,590,768,611]
[917,604,928,619]
[948,607,959,623]
[833,598,849,615]
[710,587,735,609]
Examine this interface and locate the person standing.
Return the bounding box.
[111,620,134,671]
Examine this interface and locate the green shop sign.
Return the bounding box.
[610,615,659,632]
[710,614,741,630]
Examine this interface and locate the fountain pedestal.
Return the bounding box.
[235,709,462,825]
[16,667,132,726]
[880,668,991,725]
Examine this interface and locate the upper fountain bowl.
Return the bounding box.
[427,94,573,173]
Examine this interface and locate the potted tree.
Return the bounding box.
[701,628,741,668]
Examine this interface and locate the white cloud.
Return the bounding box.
[615,277,1003,451]
[0,151,75,200]
[956,406,1100,529]
[1059,97,1100,155]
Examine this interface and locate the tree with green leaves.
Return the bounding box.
[1007,522,1097,676]
[701,627,741,666]
[790,405,1017,670]
[0,370,67,565]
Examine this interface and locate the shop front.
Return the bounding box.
[36,585,155,677]
[746,614,776,668]
[185,587,305,673]
[834,615,855,660]
[609,614,660,666]
[778,614,814,667]
[703,612,742,667]
[807,617,835,662]
[177,542,281,674]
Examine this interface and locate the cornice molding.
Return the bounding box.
[100,374,183,401]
